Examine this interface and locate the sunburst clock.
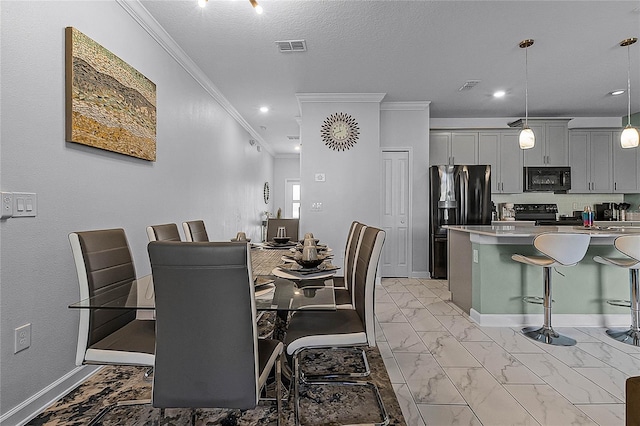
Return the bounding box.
[320,112,360,151]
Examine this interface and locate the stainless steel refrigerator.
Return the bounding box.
[429,165,491,279]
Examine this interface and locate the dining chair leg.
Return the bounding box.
[293,349,302,426]
[276,353,282,426]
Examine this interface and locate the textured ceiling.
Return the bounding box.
[140,0,640,155]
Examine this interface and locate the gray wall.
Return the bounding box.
[297,96,383,273]
[380,103,430,277]
[0,0,273,415]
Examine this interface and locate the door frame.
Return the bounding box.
[380,147,413,278]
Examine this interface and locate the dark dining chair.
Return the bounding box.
[283,226,387,425]
[69,228,155,424]
[146,223,181,242]
[266,218,299,242]
[332,221,365,308]
[148,241,283,424]
[182,220,209,242]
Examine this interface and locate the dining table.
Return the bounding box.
[68,244,339,340]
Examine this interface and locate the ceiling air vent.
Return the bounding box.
[458,80,481,91]
[287,135,300,141]
[275,40,307,53]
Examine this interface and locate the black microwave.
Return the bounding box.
[523,167,571,193]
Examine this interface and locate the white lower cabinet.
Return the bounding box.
[478,131,523,193]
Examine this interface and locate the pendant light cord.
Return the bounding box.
[627,44,632,127]
[525,46,529,128]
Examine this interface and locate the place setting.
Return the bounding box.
[253,276,275,297]
[272,233,339,280]
[263,226,298,249]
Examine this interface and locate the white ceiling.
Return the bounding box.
[139,0,640,155]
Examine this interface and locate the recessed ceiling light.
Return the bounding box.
[259,106,269,113]
[294,145,301,151]
[197,0,207,8]
[610,90,625,96]
[493,90,506,98]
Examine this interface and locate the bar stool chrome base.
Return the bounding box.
[606,328,640,346]
[522,326,576,346]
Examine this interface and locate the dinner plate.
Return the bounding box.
[281,262,339,274]
[254,276,275,287]
[264,241,297,249]
[271,267,337,281]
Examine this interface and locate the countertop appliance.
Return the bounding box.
[429,165,491,279]
[523,166,571,193]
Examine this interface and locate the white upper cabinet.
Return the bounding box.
[478,131,523,193]
[510,119,569,167]
[429,131,477,166]
[569,130,613,193]
[611,130,639,193]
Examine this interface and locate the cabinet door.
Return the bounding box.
[478,133,500,193]
[430,132,451,166]
[545,122,569,166]
[590,132,613,193]
[569,132,590,193]
[612,130,639,193]
[522,123,546,166]
[500,133,523,193]
[450,132,477,165]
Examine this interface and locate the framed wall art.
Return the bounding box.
[65,27,156,161]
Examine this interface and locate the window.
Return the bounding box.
[285,179,301,219]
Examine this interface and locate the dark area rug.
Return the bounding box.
[28,314,405,425]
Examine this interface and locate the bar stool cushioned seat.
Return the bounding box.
[594,234,640,346]
[512,232,591,346]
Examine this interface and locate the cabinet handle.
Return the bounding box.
[615,182,617,191]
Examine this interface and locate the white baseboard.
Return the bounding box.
[469,309,631,328]
[411,272,430,279]
[0,365,101,426]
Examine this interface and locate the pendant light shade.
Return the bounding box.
[519,39,535,150]
[519,127,536,149]
[620,37,638,148]
[621,126,640,148]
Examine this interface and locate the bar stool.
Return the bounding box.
[512,232,591,346]
[594,234,640,346]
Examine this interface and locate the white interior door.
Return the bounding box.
[284,179,301,218]
[381,150,410,277]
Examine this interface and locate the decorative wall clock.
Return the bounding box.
[263,182,270,204]
[320,112,359,151]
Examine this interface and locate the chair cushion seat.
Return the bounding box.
[594,256,640,269]
[257,338,283,389]
[332,276,346,289]
[86,319,155,366]
[512,254,563,267]
[284,310,366,356]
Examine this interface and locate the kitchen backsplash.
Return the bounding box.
[491,193,638,217]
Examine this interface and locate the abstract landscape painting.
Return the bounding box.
[65,27,156,161]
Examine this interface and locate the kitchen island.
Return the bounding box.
[446,223,640,327]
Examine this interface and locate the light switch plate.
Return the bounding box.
[12,192,37,217]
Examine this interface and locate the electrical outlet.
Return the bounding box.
[14,323,31,353]
[473,249,479,263]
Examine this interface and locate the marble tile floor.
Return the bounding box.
[377,277,637,426]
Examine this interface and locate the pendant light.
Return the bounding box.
[620,37,639,149]
[518,39,535,149]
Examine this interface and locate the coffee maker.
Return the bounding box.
[595,203,617,221]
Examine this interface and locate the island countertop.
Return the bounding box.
[445,223,640,245]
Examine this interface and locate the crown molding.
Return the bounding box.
[116,0,274,156]
[296,93,386,104]
[381,101,431,111]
